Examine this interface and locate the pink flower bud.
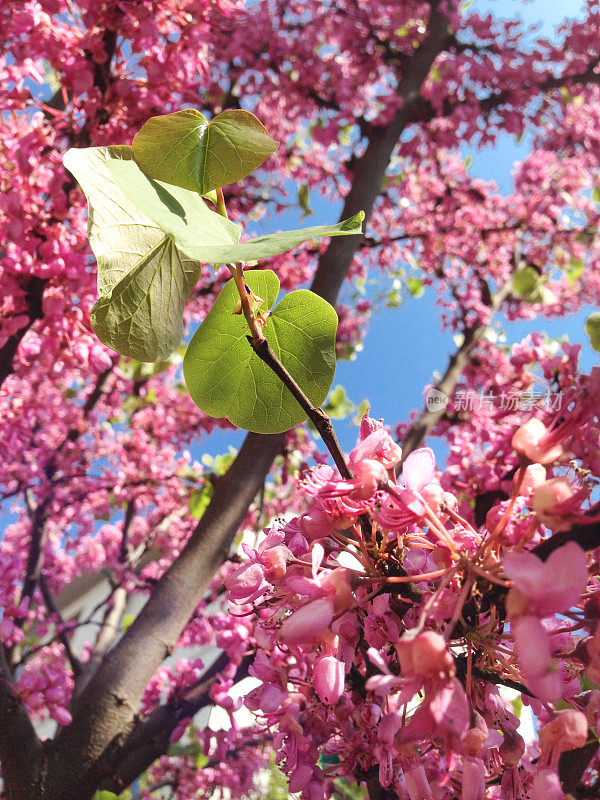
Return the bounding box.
[298,507,332,541]
[313,655,345,705]
[360,411,380,439]
[323,568,354,613]
[50,706,73,726]
[499,727,525,768]
[463,712,489,756]
[512,418,563,464]
[396,631,454,679]
[280,597,334,645]
[411,631,455,678]
[261,545,289,580]
[351,459,388,499]
[420,482,444,515]
[532,477,575,531]
[520,463,547,496]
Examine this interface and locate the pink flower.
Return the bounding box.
[532,477,589,531]
[396,631,455,681]
[511,616,563,702]
[350,423,402,470]
[512,418,564,464]
[519,463,547,496]
[538,709,588,768]
[504,542,588,618]
[50,707,73,727]
[313,655,345,705]
[224,562,267,603]
[279,597,335,646]
[298,506,333,541]
[461,755,486,800]
[529,768,565,800]
[404,762,433,800]
[402,447,436,491]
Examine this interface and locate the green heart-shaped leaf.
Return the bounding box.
[90,237,200,362]
[183,270,338,433]
[132,109,279,193]
[107,155,364,265]
[63,146,240,361]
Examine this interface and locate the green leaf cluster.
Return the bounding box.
[64,108,364,433]
[512,266,556,305]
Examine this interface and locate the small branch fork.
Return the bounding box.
[248,336,351,479]
[219,189,353,481]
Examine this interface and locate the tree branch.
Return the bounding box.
[98,652,249,794]
[249,337,351,479]
[0,647,43,800]
[310,1,452,304]
[0,276,47,390]
[532,520,600,561]
[399,279,512,463]
[39,574,82,676]
[46,431,283,799]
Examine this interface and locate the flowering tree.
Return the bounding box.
[4,1,600,799]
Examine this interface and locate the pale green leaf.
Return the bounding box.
[63,146,165,295]
[512,266,541,300]
[64,146,239,361]
[586,312,600,352]
[105,150,241,251]
[407,277,424,297]
[188,483,213,518]
[323,385,355,419]
[174,212,365,266]
[565,257,584,286]
[298,184,312,217]
[132,108,279,193]
[121,614,135,632]
[90,237,200,361]
[183,270,337,433]
[107,152,364,265]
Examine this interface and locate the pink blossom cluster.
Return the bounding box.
[226,411,600,799]
[3,0,600,798]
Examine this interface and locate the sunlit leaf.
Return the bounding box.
[183,270,338,433]
[585,312,600,352]
[132,109,279,193]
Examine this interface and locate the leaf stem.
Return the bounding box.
[229,264,266,344]
[215,187,228,218]
[213,189,353,481]
[249,336,351,479]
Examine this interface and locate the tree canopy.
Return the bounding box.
[3,1,600,799]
